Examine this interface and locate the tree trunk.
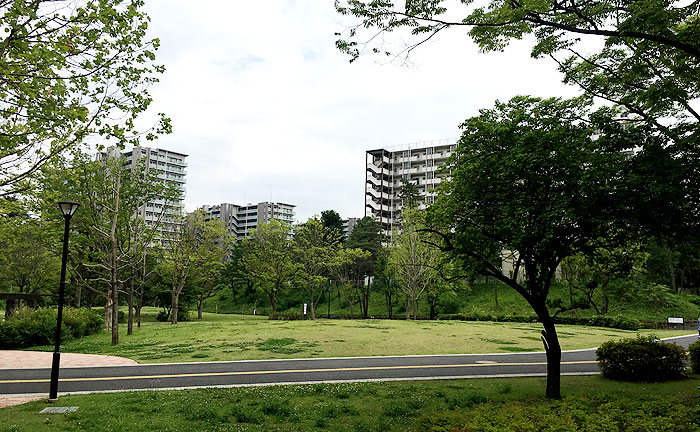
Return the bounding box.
[136,295,142,328]
[198,299,204,319]
[362,278,370,319]
[540,317,562,399]
[269,291,277,314]
[412,298,418,320]
[358,283,366,318]
[429,300,436,320]
[494,282,499,309]
[111,282,119,345]
[405,296,410,320]
[601,295,609,315]
[386,289,393,319]
[104,295,112,330]
[127,276,134,336]
[75,278,81,308]
[309,286,316,320]
[171,289,180,324]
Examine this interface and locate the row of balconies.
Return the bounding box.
[392,151,451,163]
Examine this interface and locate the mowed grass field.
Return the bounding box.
[28,309,693,363]
[2,376,700,431]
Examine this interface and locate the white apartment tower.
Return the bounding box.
[365,139,456,236]
[199,201,296,241]
[100,146,188,236]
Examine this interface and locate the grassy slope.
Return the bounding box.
[205,280,700,321]
[1,375,699,431]
[30,309,691,363]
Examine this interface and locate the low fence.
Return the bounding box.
[640,319,698,331]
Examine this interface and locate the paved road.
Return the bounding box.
[1,334,695,398]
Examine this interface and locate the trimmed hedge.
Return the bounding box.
[438,313,640,330]
[596,335,687,381]
[0,307,102,349]
[689,340,700,374]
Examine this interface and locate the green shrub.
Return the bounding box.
[596,335,687,381]
[689,340,700,374]
[62,307,102,338]
[0,307,102,349]
[156,309,190,322]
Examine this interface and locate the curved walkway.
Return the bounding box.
[0,351,136,407]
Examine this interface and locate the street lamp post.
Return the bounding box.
[49,200,80,402]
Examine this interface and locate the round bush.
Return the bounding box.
[596,335,687,381]
[689,340,700,374]
[0,307,102,349]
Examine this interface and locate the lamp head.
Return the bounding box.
[57,200,80,218]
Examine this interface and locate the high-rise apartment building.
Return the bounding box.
[342,217,358,240]
[100,146,187,236]
[365,139,456,237]
[199,201,296,241]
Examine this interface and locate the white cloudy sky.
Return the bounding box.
[137,0,581,222]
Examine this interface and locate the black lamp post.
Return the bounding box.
[49,200,80,402]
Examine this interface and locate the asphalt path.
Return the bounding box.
[1,334,696,398]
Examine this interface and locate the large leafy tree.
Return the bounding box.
[331,247,371,319]
[0,216,59,298]
[345,216,384,318]
[294,217,340,320]
[561,243,647,314]
[36,152,172,344]
[241,219,296,314]
[426,96,637,398]
[321,210,344,242]
[389,210,441,320]
[0,0,169,196]
[161,210,229,324]
[334,0,699,127]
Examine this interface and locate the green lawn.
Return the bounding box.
[1,375,699,431]
[28,310,693,363]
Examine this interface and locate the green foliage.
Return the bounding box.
[389,209,444,319]
[596,335,687,381]
[398,177,421,210]
[0,217,60,295]
[0,0,170,195]
[160,210,231,324]
[334,0,699,135]
[293,217,340,319]
[241,219,296,314]
[689,340,700,374]
[0,307,101,349]
[320,210,344,241]
[428,95,639,397]
[156,308,189,322]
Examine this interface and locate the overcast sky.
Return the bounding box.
[138,1,581,222]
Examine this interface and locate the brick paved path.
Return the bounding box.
[0,351,136,408]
